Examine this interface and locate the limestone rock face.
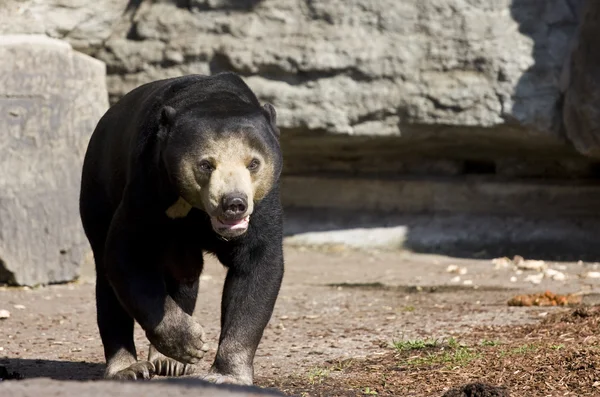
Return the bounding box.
[98,0,584,139]
[0,35,109,286]
[0,0,586,140]
[3,0,600,180]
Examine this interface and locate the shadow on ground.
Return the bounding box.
[0,358,104,381]
[283,207,600,262]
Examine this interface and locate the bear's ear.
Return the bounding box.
[158,106,176,140]
[160,106,177,126]
[262,103,280,138]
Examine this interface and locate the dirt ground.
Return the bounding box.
[2,246,600,396]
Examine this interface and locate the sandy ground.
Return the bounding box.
[1,246,600,395]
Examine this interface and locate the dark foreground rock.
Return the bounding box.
[442,382,510,397]
[0,378,284,397]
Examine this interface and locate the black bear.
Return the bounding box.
[79,72,284,385]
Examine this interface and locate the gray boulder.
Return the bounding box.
[0,35,108,286]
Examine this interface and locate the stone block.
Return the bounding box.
[0,35,108,286]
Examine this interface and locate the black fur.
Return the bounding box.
[79,72,284,383]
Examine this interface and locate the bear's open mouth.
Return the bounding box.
[211,215,250,231]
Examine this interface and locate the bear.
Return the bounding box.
[79,72,284,386]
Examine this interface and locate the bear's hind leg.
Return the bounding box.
[81,192,155,381]
[96,271,154,380]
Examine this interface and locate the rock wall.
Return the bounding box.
[2,0,596,179]
[0,35,109,286]
[2,1,600,261]
[563,0,600,158]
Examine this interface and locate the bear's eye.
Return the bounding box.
[198,160,214,173]
[247,158,260,171]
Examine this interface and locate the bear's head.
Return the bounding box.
[157,85,281,239]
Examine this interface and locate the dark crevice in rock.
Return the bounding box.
[105,59,131,76]
[209,52,237,74]
[124,0,146,41]
[209,52,375,85]
[495,92,506,118]
[157,52,210,68]
[179,0,264,12]
[264,67,375,85]
[588,163,600,179]
[125,0,144,13]
[0,258,16,285]
[126,22,142,41]
[426,95,466,113]
[351,110,398,127]
[462,160,497,175]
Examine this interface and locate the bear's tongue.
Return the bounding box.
[213,215,249,230]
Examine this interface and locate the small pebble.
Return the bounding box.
[450,276,461,283]
[463,280,473,286]
[491,257,512,269]
[584,271,600,279]
[446,265,468,275]
[524,273,544,285]
[515,259,547,272]
[13,304,25,310]
[510,276,517,282]
[545,269,566,281]
[0,310,10,319]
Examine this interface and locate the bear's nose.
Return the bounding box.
[221,193,248,217]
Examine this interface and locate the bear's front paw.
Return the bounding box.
[146,318,209,364]
[148,344,199,377]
